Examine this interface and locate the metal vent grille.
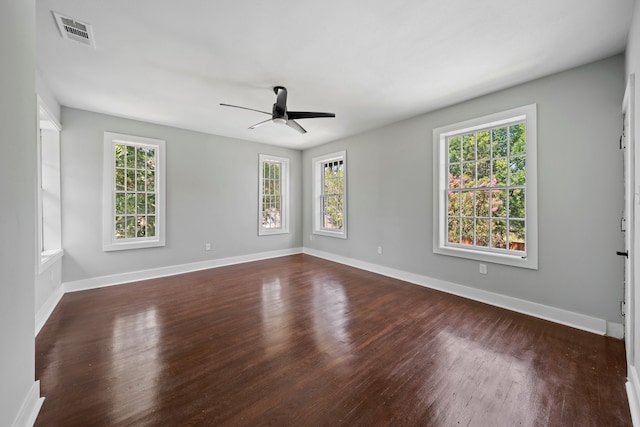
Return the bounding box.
[53,12,95,48]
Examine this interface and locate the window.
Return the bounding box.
[259,154,289,235]
[433,104,537,269]
[103,132,166,251]
[312,151,347,238]
[37,99,63,272]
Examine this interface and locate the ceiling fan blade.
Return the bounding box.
[220,103,271,116]
[249,118,273,129]
[286,119,307,134]
[274,86,287,116]
[287,111,336,120]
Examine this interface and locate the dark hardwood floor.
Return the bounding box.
[35,254,631,426]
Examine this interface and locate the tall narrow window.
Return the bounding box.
[103,132,166,251]
[312,151,347,238]
[433,105,537,269]
[37,99,63,272]
[259,154,289,235]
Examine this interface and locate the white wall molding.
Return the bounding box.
[628,365,640,427]
[303,248,620,337]
[35,285,64,336]
[64,248,303,293]
[11,381,44,427]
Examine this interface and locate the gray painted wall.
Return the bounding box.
[625,0,640,383]
[60,108,302,283]
[0,0,37,424]
[303,55,625,325]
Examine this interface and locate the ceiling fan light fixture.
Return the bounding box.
[273,118,287,125]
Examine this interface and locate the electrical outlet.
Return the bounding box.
[377,246,383,255]
[310,235,313,241]
[205,243,211,251]
[479,264,487,275]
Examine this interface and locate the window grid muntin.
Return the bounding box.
[260,160,282,229]
[321,159,345,231]
[446,120,526,255]
[113,142,157,241]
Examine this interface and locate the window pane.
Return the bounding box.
[477,161,491,187]
[463,134,475,161]
[449,165,461,188]
[509,220,526,251]
[509,156,526,186]
[115,168,125,190]
[491,190,506,217]
[115,216,125,239]
[147,170,155,191]
[477,131,491,160]
[448,191,460,217]
[147,216,156,237]
[126,146,135,168]
[476,190,489,217]
[136,147,146,169]
[126,170,135,191]
[492,158,507,186]
[461,191,474,217]
[136,193,146,214]
[476,219,489,247]
[509,189,525,219]
[126,194,136,215]
[147,194,156,214]
[136,170,145,191]
[448,218,460,243]
[462,163,475,188]
[115,192,125,215]
[136,216,146,237]
[448,136,461,163]
[115,144,125,167]
[491,219,507,249]
[492,127,508,157]
[509,123,526,155]
[126,216,136,238]
[461,218,474,245]
[147,149,156,170]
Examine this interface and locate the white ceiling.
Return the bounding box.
[36,0,634,150]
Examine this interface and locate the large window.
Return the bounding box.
[259,154,289,235]
[37,99,63,272]
[103,132,165,251]
[433,105,537,269]
[312,151,347,239]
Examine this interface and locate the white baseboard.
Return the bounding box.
[63,247,303,293]
[11,381,44,427]
[35,285,64,337]
[608,321,625,340]
[628,365,640,427]
[303,247,620,337]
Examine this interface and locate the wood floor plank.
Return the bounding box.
[35,254,631,426]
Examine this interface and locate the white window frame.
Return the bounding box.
[37,97,63,272]
[433,104,538,269]
[312,150,347,239]
[258,154,290,236]
[102,132,166,251]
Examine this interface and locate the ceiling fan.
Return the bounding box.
[220,86,335,134]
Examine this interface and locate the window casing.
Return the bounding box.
[433,105,537,269]
[312,151,347,239]
[258,154,289,235]
[37,99,63,272]
[103,132,166,251]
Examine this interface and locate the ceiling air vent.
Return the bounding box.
[53,12,95,48]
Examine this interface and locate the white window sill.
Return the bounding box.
[39,248,64,274]
[313,229,347,239]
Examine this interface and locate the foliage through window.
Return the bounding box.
[433,105,537,269]
[259,154,289,235]
[103,133,165,251]
[312,151,347,238]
